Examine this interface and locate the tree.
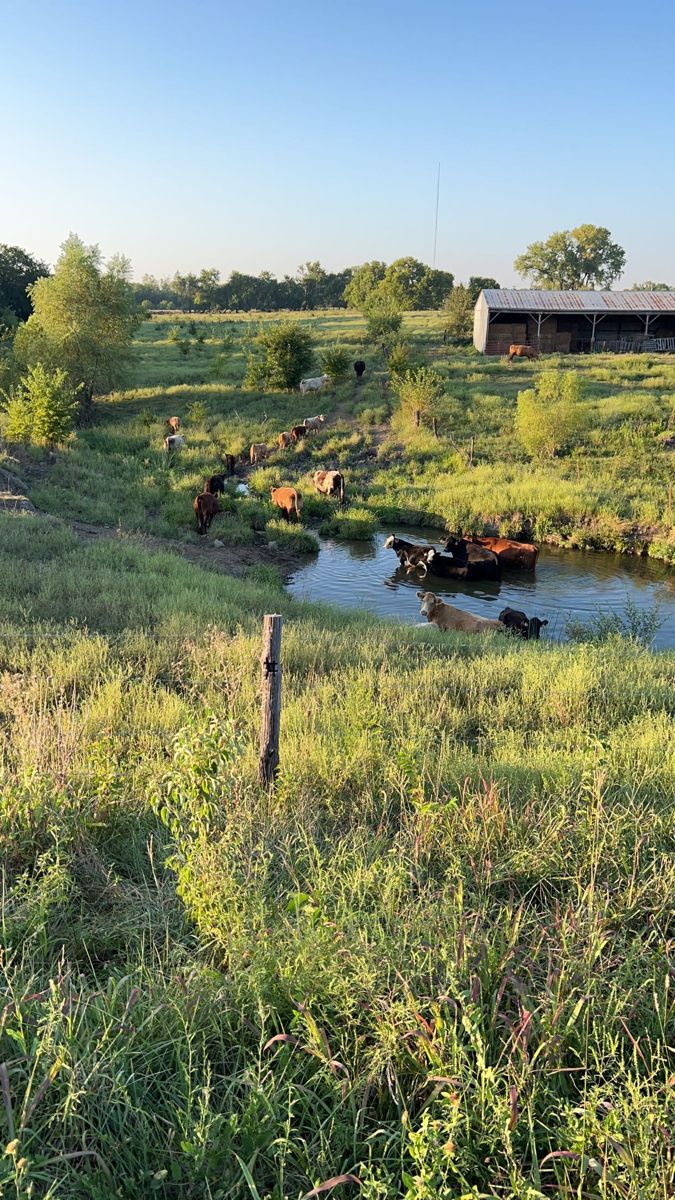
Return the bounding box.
[364,295,403,344]
[516,370,585,458]
[467,276,500,303]
[344,261,387,308]
[2,364,78,446]
[245,321,314,391]
[319,344,351,382]
[13,235,140,423]
[394,367,445,430]
[0,245,49,324]
[631,281,673,291]
[514,225,626,290]
[442,284,475,341]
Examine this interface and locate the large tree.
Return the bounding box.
[344,260,387,308]
[0,244,49,324]
[14,235,139,422]
[467,276,500,303]
[514,225,626,290]
[631,280,673,291]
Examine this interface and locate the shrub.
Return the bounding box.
[319,505,377,540]
[364,297,403,345]
[265,518,319,553]
[186,399,206,422]
[387,341,410,377]
[394,366,445,429]
[2,364,78,446]
[319,343,351,382]
[442,282,474,341]
[516,370,585,459]
[245,321,314,391]
[566,600,663,647]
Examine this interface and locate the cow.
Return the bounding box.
[384,535,438,573]
[303,414,326,433]
[468,536,539,571]
[250,443,269,464]
[166,416,181,433]
[223,453,237,476]
[165,434,185,453]
[270,487,303,522]
[290,424,307,443]
[205,473,226,497]
[277,431,292,449]
[443,535,500,580]
[354,360,366,380]
[313,469,345,504]
[417,592,505,635]
[299,375,329,396]
[508,344,539,362]
[499,607,549,640]
[193,492,218,536]
[423,549,470,580]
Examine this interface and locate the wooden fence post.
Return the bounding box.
[414,409,421,428]
[259,614,282,787]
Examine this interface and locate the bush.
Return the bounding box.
[516,370,585,458]
[319,343,351,382]
[387,341,410,377]
[2,364,78,447]
[265,518,319,553]
[566,600,663,647]
[365,297,403,345]
[442,283,474,341]
[319,505,377,540]
[245,321,314,391]
[393,366,445,429]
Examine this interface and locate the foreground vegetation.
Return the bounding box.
[0,309,673,1196]
[0,512,673,1198]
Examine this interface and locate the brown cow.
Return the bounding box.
[194,492,218,536]
[166,416,181,433]
[508,344,539,362]
[313,469,345,503]
[468,536,539,571]
[290,425,307,443]
[270,487,303,522]
[250,443,269,464]
[277,431,292,449]
[223,453,237,475]
[417,592,505,635]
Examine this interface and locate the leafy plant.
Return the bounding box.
[319,343,351,382]
[516,369,585,458]
[245,321,314,390]
[394,366,445,429]
[2,363,78,446]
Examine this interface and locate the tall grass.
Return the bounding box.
[0,513,673,1196]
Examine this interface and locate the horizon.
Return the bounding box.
[2,0,675,287]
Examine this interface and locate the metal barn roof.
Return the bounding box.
[481,289,675,313]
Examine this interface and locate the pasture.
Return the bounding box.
[0,312,673,1198]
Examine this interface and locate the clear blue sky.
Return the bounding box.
[3,0,674,285]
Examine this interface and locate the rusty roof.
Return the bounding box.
[481,289,675,312]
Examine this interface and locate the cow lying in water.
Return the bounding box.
[468,536,538,571]
[418,592,505,634]
[313,470,345,503]
[499,607,549,640]
[384,535,438,575]
[443,535,500,580]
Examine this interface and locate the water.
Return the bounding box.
[287,529,675,649]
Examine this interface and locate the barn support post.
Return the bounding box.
[258,614,282,787]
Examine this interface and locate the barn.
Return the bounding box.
[473,289,675,355]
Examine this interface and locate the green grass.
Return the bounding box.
[0,313,673,1197]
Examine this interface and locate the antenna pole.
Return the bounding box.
[432,162,440,267]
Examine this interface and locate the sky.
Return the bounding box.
[2,0,675,286]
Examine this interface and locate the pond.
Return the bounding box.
[287,529,675,650]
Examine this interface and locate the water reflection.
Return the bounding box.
[287,529,675,649]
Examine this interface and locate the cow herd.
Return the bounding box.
[385,532,548,639]
[163,410,345,539]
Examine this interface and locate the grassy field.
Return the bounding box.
[5,310,674,560]
[0,314,673,1197]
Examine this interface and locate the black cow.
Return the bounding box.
[384,535,438,575]
[354,360,366,380]
[499,607,549,640]
[443,535,500,581]
[205,473,226,497]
